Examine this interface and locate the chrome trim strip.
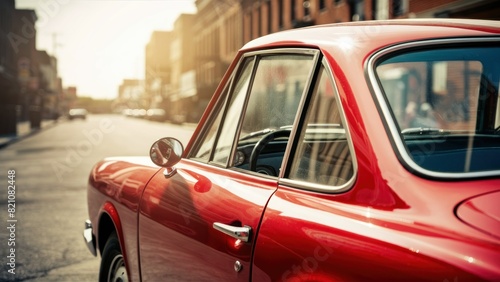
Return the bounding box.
[83,219,97,257]
[366,37,500,179]
[243,48,319,57]
[226,55,259,168]
[279,50,322,179]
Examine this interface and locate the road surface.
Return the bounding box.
[0,114,194,281]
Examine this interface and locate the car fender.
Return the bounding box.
[87,156,160,281]
[97,201,124,255]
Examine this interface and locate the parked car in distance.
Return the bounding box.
[68,108,87,120]
[84,19,500,281]
[121,108,133,117]
[132,109,147,119]
[146,108,167,122]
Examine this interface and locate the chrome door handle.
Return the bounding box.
[213,222,251,242]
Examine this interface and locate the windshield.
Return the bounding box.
[375,43,500,176]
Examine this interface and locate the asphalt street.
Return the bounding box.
[0,114,194,281]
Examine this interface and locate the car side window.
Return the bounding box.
[191,86,227,162]
[211,57,255,165]
[240,55,311,133]
[190,58,254,163]
[190,51,317,176]
[288,63,355,187]
[230,54,316,175]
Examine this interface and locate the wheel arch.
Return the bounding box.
[97,202,124,256]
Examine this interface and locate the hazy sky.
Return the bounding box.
[15,0,197,99]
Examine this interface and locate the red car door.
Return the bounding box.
[138,161,277,281]
[138,49,319,280]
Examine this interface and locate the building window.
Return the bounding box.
[350,0,365,21]
[291,0,296,22]
[304,0,311,17]
[319,0,326,10]
[392,0,406,17]
[278,0,284,28]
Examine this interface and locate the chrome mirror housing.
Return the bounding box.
[150,137,184,170]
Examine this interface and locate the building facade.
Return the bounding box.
[169,13,197,123]
[0,0,18,134]
[145,31,173,110]
[142,0,498,124]
[117,79,144,110]
[193,0,243,123]
[36,50,60,119]
[407,0,499,19]
[0,6,41,132]
[239,0,499,43]
[0,1,69,133]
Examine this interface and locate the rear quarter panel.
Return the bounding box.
[252,180,500,281]
[251,27,500,281]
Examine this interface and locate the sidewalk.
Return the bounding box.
[0,119,58,149]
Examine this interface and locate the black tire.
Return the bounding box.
[99,232,128,282]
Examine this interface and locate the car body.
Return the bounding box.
[68,108,87,120]
[84,19,500,281]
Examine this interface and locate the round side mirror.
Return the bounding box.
[150,137,184,168]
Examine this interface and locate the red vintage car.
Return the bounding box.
[84,19,500,281]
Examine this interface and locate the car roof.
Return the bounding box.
[241,19,500,56]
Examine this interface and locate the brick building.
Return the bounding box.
[36,50,60,119]
[193,0,243,122]
[145,31,173,110]
[0,0,18,134]
[0,4,41,133]
[240,0,499,43]
[165,13,197,123]
[145,0,498,124]
[408,0,499,19]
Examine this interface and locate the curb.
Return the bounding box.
[0,120,59,149]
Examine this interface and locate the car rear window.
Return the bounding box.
[374,42,500,177]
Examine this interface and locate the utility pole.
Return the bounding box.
[52,32,59,57]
